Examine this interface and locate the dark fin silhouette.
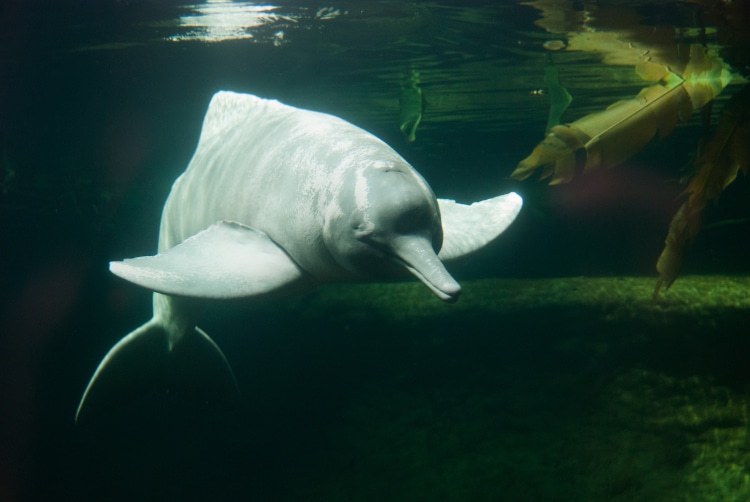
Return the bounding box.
[75,320,239,423]
[544,59,572,133]
[399,68,423,143]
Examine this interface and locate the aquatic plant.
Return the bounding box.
[511,45,731,185]
[654,84,750,298]
[511,0,750,296]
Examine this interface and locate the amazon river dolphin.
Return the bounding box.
[75,91,522,421]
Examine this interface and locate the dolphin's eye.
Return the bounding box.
[354,225,372,237]
[352,219,374,238]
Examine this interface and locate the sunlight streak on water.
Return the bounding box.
[163,1,344,44]
[166,2,282,43]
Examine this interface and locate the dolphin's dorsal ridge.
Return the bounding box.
[109,221,308,299]
[437,192,523,261]
[200,91,283,144]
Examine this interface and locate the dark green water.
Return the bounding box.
[2,1,750,500]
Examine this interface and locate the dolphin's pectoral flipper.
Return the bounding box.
[437,192,523,261]
[75,320,239,423]
[110,221,309,299]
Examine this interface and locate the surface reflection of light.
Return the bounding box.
[167,1,281,43]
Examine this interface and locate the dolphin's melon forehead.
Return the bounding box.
[365,155,437,203]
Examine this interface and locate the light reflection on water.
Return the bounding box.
[163,1,345,44]
[51,1,745,138]
[166,2,282,43]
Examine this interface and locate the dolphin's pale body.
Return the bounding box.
[75,91,522,421]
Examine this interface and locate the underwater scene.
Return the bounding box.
[3,0,750,500]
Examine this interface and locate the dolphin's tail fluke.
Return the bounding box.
[75,319,239,423]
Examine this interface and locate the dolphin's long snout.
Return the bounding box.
[392,236,461,303]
